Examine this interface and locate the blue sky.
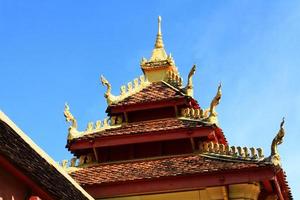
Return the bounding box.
[0,0,299,198]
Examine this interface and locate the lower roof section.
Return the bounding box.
[0,111,94,200]
[70,154,271,186]
[68,118,227,152]
[70,153,285,198]
[70,153,292,199]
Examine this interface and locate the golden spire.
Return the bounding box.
[149,16,167,62]
[155,16,164,48]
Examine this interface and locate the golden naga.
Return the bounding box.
[64,103,80,140]
[100,75,118,105]
[268,118,285,166]
[206,83,222,124]
[183,64,196,97]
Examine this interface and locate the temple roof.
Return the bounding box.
[71,118,204,140]
[0,111,94,200]
[110,81,186,107]
[70,153,272,185]
[67,118,227,148]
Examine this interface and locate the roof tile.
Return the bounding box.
[111,81,184,107]
[71,118,208,142]
[70,154,268,185]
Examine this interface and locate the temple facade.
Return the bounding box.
[61,17,292,200]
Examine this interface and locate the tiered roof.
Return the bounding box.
[62,16,292,199]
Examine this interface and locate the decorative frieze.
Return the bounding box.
[200,142,264,161]
[64,103,122,140]
[180,84,222,125]
[101,74,150,105]
[181,107,207,119]
[60,153,96,172]
[166,70,183,87]
[85,116,122,133]
[119,75,150,99]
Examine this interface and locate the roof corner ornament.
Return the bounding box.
[100,75,118,105]
[64,103,80,141]
[183,64,196,97]
[205,83,222,125]
[267,118,285,166]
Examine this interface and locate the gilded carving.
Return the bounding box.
[183,65,196,97]
[101,74,150,105]
[205,83,222,125]
[100,75,118,105]
[266,118,285,166]
[200,142,265,161]
[64,103,81,140]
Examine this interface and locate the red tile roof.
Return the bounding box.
[111,81,185,107]
[0,112,93,200]
[70,154,269,185]
[70,118,210,143]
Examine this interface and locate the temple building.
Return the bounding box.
[0,17,292,200]
[62,17,292,200]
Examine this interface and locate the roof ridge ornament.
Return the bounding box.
[101,74,150,105]
[166,70,183,87]
[100,75,119,105]
[180,83,222,125]
[205,83,222,125]
[64,103,81,140]
[266,118,285,166]
[183,64,196,97]
[200,142,265,161]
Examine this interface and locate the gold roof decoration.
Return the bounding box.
[64,103,122,141]
[149,16,167,62]
[60,153,98,172]
[266,118,286,166]
[200,142,265,161]
[205,83,222,125]
[140,16,177,82]
[166,70,183,87]
[100,74,150,105]
[180,83,222,126]
[64,103,81,141]
[182,65,196,97]
[100,75,119,105]
[84,115,122,134]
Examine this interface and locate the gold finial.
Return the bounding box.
[155,16,164,48]
[268,118,285,166]
[148,16,167,62]
[158,16,162,35]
